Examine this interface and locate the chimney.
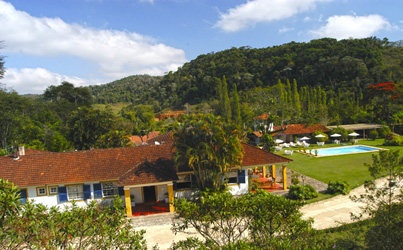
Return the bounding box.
[19,146,25,156]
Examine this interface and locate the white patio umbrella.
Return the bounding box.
[300,136,310,141]
[315,134,326,138]
[349,132,360,137]
[275,139,284,144]
[330,133,341,137]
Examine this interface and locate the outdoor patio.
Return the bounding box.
[132,201,170,216]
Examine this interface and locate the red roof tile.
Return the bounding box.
[129,131,160,145]
[0,134,291,187]
[272,124,329,135]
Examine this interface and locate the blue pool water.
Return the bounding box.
[316,145,381,156]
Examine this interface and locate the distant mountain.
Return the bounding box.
[89,74,162,104]
[90,37,403,109]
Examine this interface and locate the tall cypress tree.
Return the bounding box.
[222,76,231,122]
[292,79,301,115]
[286,79,292,104]
[231,84,241,126]
[216,77,224,116]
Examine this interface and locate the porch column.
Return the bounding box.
[124,189,132,217]
[262,166,266,178]
[271,165,276,182]
[282,164,287,190]
[168,183,175,213]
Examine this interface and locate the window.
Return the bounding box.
[49,186,58,195]
[67,185,84,200]
[175,174,196,190]
[36,187,47,196]
[18,189,28,204]
[102,182,118,197]
[225,171,238,184]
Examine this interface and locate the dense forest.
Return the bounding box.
[1,37,402,153]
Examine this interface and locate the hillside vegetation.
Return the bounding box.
[90,37,403,109]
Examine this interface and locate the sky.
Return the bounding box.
[0,0,402,94]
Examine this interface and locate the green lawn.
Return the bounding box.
[281,138,403,188]
[92,103,129,114]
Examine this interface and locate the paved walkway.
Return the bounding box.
[130,178,388,249]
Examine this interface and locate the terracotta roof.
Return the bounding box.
[0,145,173,187]
[146,132,174,145]
[241,143,291,167]
[118,158,178,186]
[253,113,270,120]
[129,131,160,145]
[273,124,329,135]
[0,134,291,187]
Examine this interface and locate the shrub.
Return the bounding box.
[291,171,301,185]
[327,180,351,195]
[384,136,402,146]
[377,126,391,138]
[369,130,378,140]
[288,184,318,200]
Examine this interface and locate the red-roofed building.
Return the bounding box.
[251,124,329,145]
[128,131,160,146]
[0,137,291,217]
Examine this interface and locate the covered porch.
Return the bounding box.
[123,182,175,217]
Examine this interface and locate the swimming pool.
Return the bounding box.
[315,145,383,157]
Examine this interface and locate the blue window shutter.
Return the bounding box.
[83,184,91,200]
[19,189,28,204]
[58,186,68,202]
[93,183,103,198]
[238,170,246,184]
[118,187,124,196]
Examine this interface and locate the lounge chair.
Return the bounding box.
[297,141,303,146]
[284,150,294,155]
[303,143,310,148]
[290,142,297,147]
[283,143,290,148]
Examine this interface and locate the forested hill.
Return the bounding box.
[90,37,403,109]
[89,74,162,104]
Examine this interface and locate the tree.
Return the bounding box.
[43,82,92,122]
[172,114,244,192]
[230,84,242,126]
[172,190,315,249]
[120,104,156,144]
[0,179,148,249]
[68,107,115,150]
[351,150,403,250]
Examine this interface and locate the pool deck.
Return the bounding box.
[300,144,386,157]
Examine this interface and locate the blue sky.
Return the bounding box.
[1,0,402,94]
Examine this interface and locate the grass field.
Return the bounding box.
[92,103,129,114]
[282,138,403,188]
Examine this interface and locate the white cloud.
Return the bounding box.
[279,27,294,33]
[310,14,391,40]
[0,1,186,78]
[139,0,154,3]
[2,67,98,95]
[214,0,321,32]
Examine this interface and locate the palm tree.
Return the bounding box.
[172,114,243,192]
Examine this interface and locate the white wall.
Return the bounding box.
[130,187,142,204]
[25,181,119,209]
[157,185,168,201]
